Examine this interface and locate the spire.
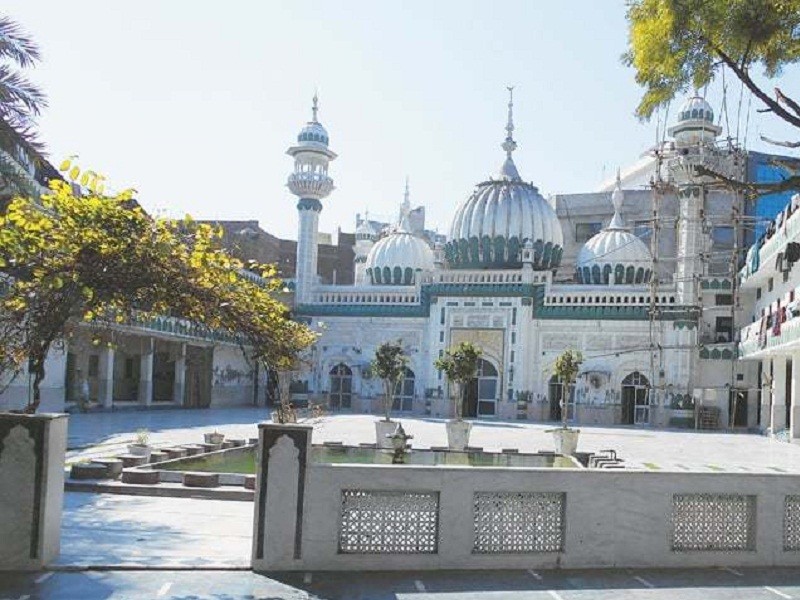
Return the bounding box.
[608,168,627,229]
[399,176,411,223]
[501,86,517,158]
[498,86,521,181]
[311,92,319,123]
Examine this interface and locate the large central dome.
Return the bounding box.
[445,91,563,270]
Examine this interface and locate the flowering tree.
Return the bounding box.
[0,165,316,411]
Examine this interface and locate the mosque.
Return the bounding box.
[288,91,759,429]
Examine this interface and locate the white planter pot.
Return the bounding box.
[204,433,225,445]
[446,419,472,451]
[552,428,580,456]
[375,420,398,449]
[127,444,152,459]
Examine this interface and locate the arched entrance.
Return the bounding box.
[329,363,352,410]
[463,359,498,418]
[392,367,415,412]
[621,371,649,425]
[548,375,576,422]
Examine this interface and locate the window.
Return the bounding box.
[512,308,517,325]
[439,331,444,343]
[769,278,774,292]
[392,368,415,412]
[575,222,602,243]
[511,332,516,345]
[756,288,762,300]
[715,294,733,306]
[715,316,733,343]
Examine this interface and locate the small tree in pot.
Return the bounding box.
[550,348,583,455]
[371,340,409,448]
[435,342,481,451]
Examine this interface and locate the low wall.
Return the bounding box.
[252,423,800,572]
[0,413,68,571]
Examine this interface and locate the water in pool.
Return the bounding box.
[157,445,579,473]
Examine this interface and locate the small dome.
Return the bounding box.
[677,96,714,124]
[365,227,434,285]
[297,121,329,146]
[355,219,377,241]
[576,175,652,285]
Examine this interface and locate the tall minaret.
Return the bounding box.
[287,94,337,305]
[399,177,411,223]
[667,96,722,303]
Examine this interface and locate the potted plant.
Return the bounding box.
[204,430,225,445]
[549,349,583,456]
[371,340,409,448]
[435,342,481,451]
[127,428,152,458]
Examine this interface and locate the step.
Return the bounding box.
[70,463,111,480]
[121,469,160,485]
[183,472,220,488]
[92,458,124,479]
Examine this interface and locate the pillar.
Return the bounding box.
[771,356,787,434]
[761,359,772,433]
[138,338,154,406]
[173,343,186,406]
[792,353,800,441]
[97,346,115,409]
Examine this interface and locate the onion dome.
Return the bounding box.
[296,94,329,146]
[445,88,563,270]
[668,95,721,144]
[576,172,652,285]
[365,218,434,285]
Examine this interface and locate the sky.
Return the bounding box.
[6,1,800,240]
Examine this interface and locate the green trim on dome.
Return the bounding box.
[444,236,562,270]
[297,198,322,212]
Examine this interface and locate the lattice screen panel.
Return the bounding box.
[338,489,439,554]
[785,495,800,551]
[671,494,755,551]
[473,492,565,553]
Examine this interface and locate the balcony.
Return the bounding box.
[739,202,800,288]
[739,313,800,359]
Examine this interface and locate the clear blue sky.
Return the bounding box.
[6,1,799,239]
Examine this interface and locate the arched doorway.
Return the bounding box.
[463,359,498,418]
[621,371,649,425]
[392,367,415,413]
[329,363,352,410]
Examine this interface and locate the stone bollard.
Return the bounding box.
[0,413,68,571]
[251,423,312,571]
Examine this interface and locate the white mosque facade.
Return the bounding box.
[289,93,758,429]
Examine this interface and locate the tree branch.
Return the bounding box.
[775,87,800,119]
[711,45,800,129]
[694,165,800,195]
[760,135,800,148]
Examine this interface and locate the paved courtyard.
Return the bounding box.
[65,407,800,473]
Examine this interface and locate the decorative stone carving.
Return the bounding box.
[338,490,439,554]
[473,492,565,553]
[785,495,800,551]
[671,494,755,551]
[0,425,36,565]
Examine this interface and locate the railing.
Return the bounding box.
[740,203,800,286]
[307,287,420,305]
[421,270,547,285]
[739,315,800,359]
[253,424,800,571]
[544,288,678,307]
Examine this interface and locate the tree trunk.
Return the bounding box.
[382,379,393,421]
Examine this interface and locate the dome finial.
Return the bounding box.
[501,86,517,158]
[312,92,319,123]
[609,168,626,229]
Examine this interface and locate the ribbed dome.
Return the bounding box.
[446,163,564,269]
[677,96,714,123]
[297,121,329,146]
[364,228,434,286]
[445,89,563,270]
[576,177,652,285]
[355,218,377,241]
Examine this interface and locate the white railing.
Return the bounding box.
[544,288,678,307]
[421,270,548,285]
[740,204,800,286]
[739,313,800,359]
[307,287,419,305]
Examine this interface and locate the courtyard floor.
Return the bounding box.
[65,407,800,473]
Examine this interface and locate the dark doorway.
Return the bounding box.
[728,389,748,427]
[462,378,478,418]
[185,346,212,408]
[787,359,793,431]
[548,376,563,422]
[329,363,352,410]
[621,372,649,425]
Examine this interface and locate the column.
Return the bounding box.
[173,343,186,406]
[97,346,115,409]
[771,355,787,434]
[761,359,772,433]
[138,338,154,406]
[792,353,800,441]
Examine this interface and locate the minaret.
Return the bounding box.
[287,94,337,304]
[354,210,376,285]
[668,96,721,303]
[399,177,411,223]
